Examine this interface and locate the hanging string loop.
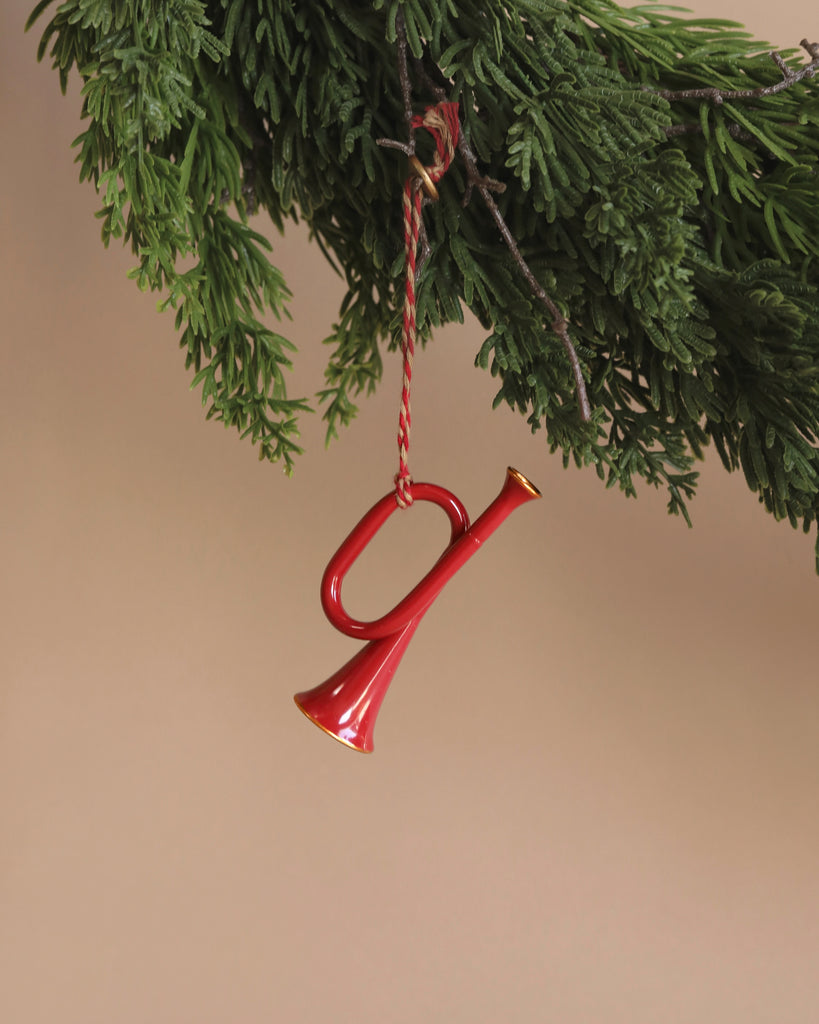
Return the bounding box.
[395,101,460,509]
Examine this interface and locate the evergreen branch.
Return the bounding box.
[26,0,819,571]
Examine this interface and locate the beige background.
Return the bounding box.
[1,2,817,1021]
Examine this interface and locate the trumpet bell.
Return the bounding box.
[293,618,420,753]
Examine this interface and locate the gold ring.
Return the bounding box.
[408,156,439,201]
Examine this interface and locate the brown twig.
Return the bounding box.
[395,10,415,148]
[662,122,756,141]
[377,12,590,421]
[375,13,416,158]
[650,41,819,106]
[463,170,506,207]
[464,140,591,422]
[376,12,436,275]
[411,55,592,422]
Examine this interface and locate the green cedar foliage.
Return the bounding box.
[28,1,819,569]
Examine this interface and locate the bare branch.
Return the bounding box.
[649,45,819,105]
[376,12,418,158]
[376,137,414,156]
[416,200,432,279]
[377,10,431,279]
[413,57,591,422]
[395,10,415,148]
[463,172,506,208]
[662,122,755,141]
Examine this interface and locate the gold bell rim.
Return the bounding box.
[293,695,373,753]
[507,467,542,498]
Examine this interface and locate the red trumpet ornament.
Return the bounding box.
[294,467,541,752]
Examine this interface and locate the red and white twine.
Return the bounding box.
[395,102,460,508]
